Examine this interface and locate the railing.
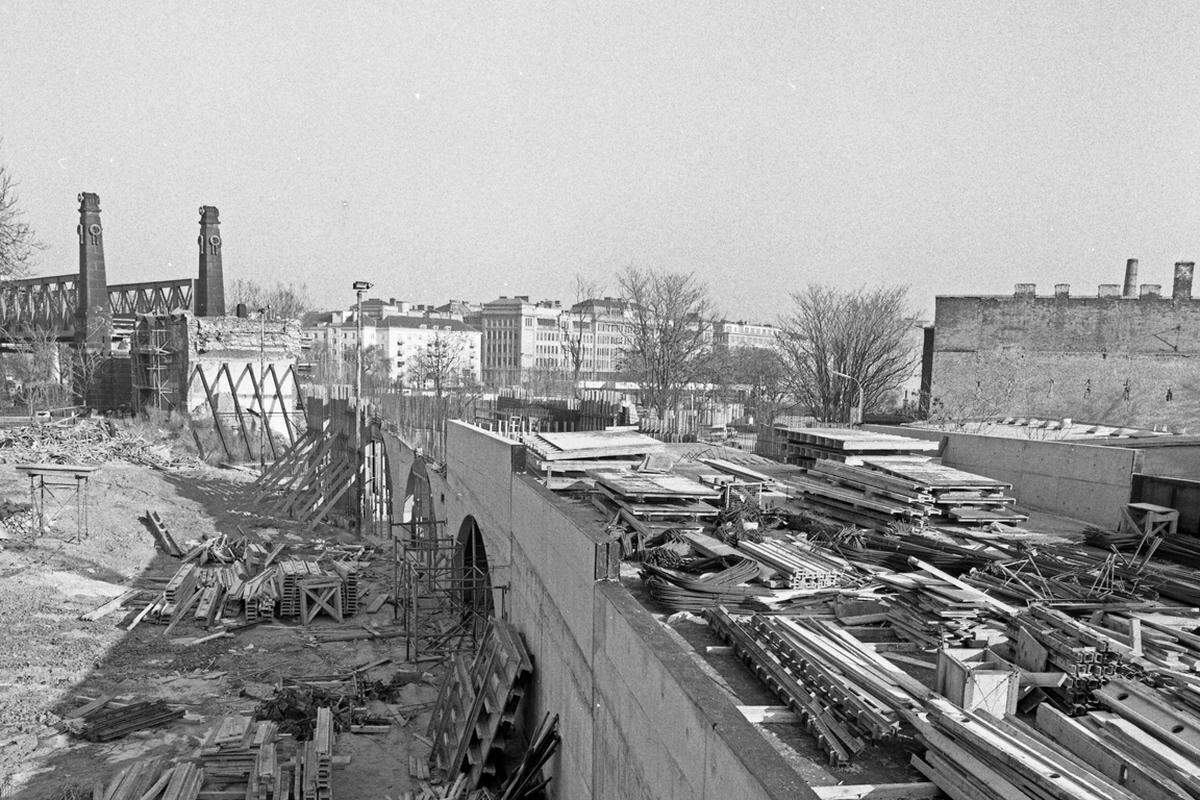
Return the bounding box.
[108,278,194,316]
[0,273,79,337]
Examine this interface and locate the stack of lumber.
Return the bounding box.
[428,620,532,792]
[280,560,320,617]
[331,561,360,616]
[878,572,1005,647]
[298,707,334,800]
[164,563,198,614]
[96,760,205,800]
[524,429,663,475]
[199,716,286,799]
[736,536,844,589]
[95,757,168,800]
[705,606,924,765]
[240,568,281,622]
[911,699,1143,800]
[861,458,1024,525]
[768,425,938,466]
[590,469,720,523]
[790,457,1024,530]
[76,699,183,741]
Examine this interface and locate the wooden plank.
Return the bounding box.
[79,589,140,621]
[737,705,799,724]
[811,783,943,800]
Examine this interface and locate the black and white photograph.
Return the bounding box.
[2,4,1199,799]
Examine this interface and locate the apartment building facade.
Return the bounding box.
[305,314,481,388]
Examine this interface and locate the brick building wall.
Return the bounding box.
[929,272,1200,431]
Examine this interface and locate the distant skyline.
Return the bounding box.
[4,3,1200,322]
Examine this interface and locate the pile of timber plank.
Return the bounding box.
[589,468,720,525]
[199,716,287,799]
[769,425,939,466]
[861,458,1025,525]
[428,620,532,792]
[96,760,204,800]
[789,457,1024,530]
[877,572,1006,647]
[524,429,663,476]
[298,707,334,800]
[75,699,184,741]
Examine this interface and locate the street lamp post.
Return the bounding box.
[353,281,373,403]
[258,305,271,470]
[830,369,864,426]
[352,281,373,536]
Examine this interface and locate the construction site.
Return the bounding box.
[6,8,1200,800]
[5,355,1200,800]
[2,199,1200,800]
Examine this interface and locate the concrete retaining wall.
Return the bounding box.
[392,421,812,800]
[866,425,1141,527]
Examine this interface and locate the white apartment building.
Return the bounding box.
[712,319,781,351]
[306,314,481,388]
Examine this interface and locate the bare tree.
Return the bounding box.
[0,159,43,280]
[558,275,605,387]
[1,327,68,413]
[728,346,790,424]
[227,278,311,320]
[777,285,919,422]
[616,266,714,417]
[70,319,111,405]
[412,331,467,400]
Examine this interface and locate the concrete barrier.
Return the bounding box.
[865,425,1141,527]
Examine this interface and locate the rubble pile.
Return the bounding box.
[0,418,202,469]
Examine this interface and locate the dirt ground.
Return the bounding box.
[0,462,439,800]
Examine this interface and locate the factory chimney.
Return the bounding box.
[1122,258,1139,298]
[1174,261,1194,301]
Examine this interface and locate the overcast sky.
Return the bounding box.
[3,3,1199,322]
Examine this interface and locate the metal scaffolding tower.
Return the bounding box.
[393,519,504,660]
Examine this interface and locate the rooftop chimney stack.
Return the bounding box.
[1123,258,1139,298]
[1014,283,1036,298]
[1054,283,1070,298]
[1098,284,1120,298]
[1174,261,1195,301]
[1140,284,1162,299]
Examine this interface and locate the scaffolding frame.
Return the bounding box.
[393,519,506,660]
[130,318,178,411]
